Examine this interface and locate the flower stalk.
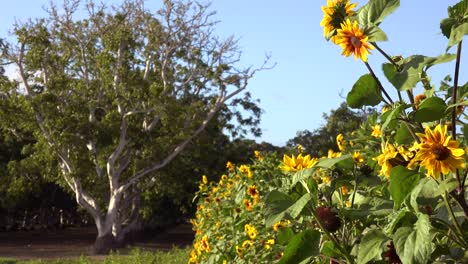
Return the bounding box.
[364,61,394,105]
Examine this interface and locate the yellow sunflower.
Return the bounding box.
[281,153,318,172]
[202,175,208,185]
[328,149,342,158]
[242,240,254,249]
[226,161,235,172]
[254,150,263,161]
[264,239,275,250]
[243,198,253,211]
[247,185,260,199]
[336,133,346,151]
[244,224,257,240]
[353,151,364,164]
[371,124,381,137]
[336,19,374,62]
[414,125,465,178]
[239,165,253,178]
[376,142,399,178]
[320,0,358,43]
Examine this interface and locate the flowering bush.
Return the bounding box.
[190,0,468,263]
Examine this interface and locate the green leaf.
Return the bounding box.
[321,241,342,259]
[448,22,468,50]
[389,166,421,210]
[394,213,435,264]
[384,209,415,235]
[440,18,457,38]
[464,124,468,146]
[291,168,316,189]
[423,53,456,70]
[265,190,294,227]
[382,55,425,91]
[357,0,400,26]
[265,192,313,227]
[357,229,388,264]
[448,0,468,20]
[380,104,405,132]
[435,177,459,197]
[277,227,295,245]
[395,124,413,145]
[289,193,313,218]
[278,229,321,264]
[316,154,352,169]
[364,24,388,42]
[414,97,447,122]
[347,74,382,108]
[408,178,438,213]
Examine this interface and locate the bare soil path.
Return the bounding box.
[0,224,194,260]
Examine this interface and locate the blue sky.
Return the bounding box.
[1,0,466,146]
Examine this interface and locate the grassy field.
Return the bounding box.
[0,247,191,264]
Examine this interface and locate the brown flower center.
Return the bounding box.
[431,144,450,161]
[350,36,361,48]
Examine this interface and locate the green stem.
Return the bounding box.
[351,167,358,208]
[372,42,399,70]
[443,191,466,244]
[452,41,463,189]
[451,40,462,140]
[364,61,394,105]
[431,218,467,248]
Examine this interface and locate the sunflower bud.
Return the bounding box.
[384,241,402,264]
[414,94,426,109]
[316,206,341,233]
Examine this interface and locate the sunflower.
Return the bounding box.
[226,161,235,172]
[336,133,346,151]
[353,151,364,164]
[239,165,253,178]
[371,124,381,137]
[202,175,208,184]
[328,149,342,158]
[376,142,399,178]
[320,0,358,43]
[281,153,318,172]
[242,240,254,249]
[336,19,374,62]
[244,224,257,240]
[197,235,210,254]
[254,150,263,161]
[247,185,260,199]
[264,239,275,250]
[414,125,465,178]
[243,198,253,211]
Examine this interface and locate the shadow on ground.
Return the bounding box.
[0,224,194,260]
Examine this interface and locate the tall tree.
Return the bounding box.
[0,0,268,253]
[286,103,370,156]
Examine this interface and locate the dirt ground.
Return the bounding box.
[0,224,194,260]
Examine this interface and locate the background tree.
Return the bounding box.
[286,103,371,156]
[0,0,269,253]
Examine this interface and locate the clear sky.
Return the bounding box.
[1,0,466,146]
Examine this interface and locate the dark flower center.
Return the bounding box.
[431,144,450,161]
[350,36,362,48]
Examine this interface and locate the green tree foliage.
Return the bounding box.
[286,103,372,156]
[0,0,268,253]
